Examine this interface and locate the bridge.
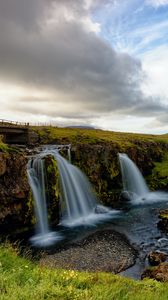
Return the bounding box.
[0,119,30,144]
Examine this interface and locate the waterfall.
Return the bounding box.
[118,153,168,205]
[28,145,116,246]
[27,152,62,247]
[119,153,149,200]
[51,150,97,225]
[27,157,49,235]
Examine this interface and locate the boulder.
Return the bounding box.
[119,191,135,202]
[148,251,167,266]
[95,205,110,214]
[141,262,168,282]
[158,209,168,233]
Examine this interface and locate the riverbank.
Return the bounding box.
[1,243,168,300]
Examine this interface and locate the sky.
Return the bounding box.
[0,0,168,133]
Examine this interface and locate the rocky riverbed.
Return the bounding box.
[39,230,137,273]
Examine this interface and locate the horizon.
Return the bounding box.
[0,0,168,134]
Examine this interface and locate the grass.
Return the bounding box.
[153,153,168,178]
[1,244,168,300]
[0,136,20,153]
[0,138,10,152]
[148,152,168,190]
[32,126,168,146]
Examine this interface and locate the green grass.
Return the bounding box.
[153,153,168,178]
[0,138,10,152]
[0,136,20,153]
[148,152,168,190]
[1,244,168,300]
[32,126,168,146]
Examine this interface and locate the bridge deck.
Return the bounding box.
[0,119,29,128]
[0,119,30,144]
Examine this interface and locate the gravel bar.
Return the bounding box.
[40,230,137,273]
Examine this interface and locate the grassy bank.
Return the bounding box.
[0,244,168,300]
[32,126,168,146]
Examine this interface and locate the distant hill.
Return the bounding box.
[65,125,97,130]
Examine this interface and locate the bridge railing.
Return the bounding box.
[0,119,29,128]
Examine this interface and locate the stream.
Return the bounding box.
[26,146,168,279]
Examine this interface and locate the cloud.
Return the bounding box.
[0,0,167,128]
[146,0,168,7]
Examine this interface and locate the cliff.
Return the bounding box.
[1,128,168,234]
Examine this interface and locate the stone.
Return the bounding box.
[148,251,167,266]
[95,205,110,214]
[142,262,168,282]
[119,191,135,202]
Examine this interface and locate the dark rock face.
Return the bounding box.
[148,251,167,266]
[141,262,168,282]
[158,209,168,233]
[0,153,7,176]
[0,152,31,232]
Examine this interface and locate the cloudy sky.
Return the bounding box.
[0,0,168,133]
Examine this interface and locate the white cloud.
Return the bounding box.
[146,0,168,7]
[142,45,168,103]
[0,0,168,133]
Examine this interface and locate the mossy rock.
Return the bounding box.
[44,155,60,225]
[158,209,168,233]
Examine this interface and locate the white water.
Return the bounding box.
[53,152,97,225]
[27,154,62,247]
[43,147,119,226]
[119,153,168,205]
[119,153,149,197]
[28,145,118,246]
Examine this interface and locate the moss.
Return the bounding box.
[0,140,21,153]
[44,156,60,224]
[153,153,168,178]
[159,210,168,219]
[25,190,36,225]
[147,152,168,190]
[0,139,11,152]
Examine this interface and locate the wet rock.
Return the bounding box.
[95,205,110,214]
[141,262,168,282]
[119,191,132,202]
[148,251,167,266]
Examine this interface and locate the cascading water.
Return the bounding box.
[28,145,116,246]
[119,153,168,205]
[51,150,97,225]
[27,157,49,235]
[27,154,62,247]
[119,153,149,198]
[42,146,115,225]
